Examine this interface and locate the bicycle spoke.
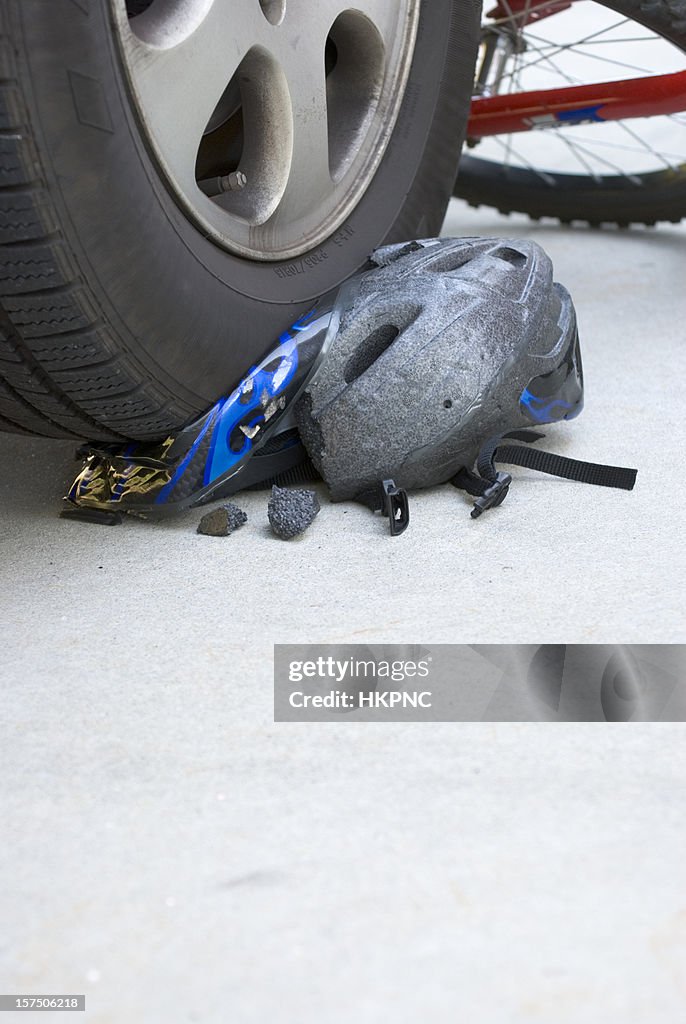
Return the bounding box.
[563,132,686,160]
[556,133,604,181]
[614,119,677,169]
[491,134,557,182]
[559,35,655,44]
[502,129,515,168]
[555,133,643,181]
[563,46,654,74]
[513,0,533,92]
[520,20,633,48]
[522,47,583,85]
[497,30,653,85]
[515,34,655,50]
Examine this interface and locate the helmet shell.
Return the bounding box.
[296,236,582,500]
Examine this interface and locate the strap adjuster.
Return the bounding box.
[470,471,511,519]
[381,479,410,535]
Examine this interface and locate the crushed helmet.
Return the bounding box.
[295,235,586,503]
[63,235,636,529]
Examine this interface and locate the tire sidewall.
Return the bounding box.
[13,0,478,410]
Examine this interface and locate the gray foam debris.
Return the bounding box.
[197,503,248,537]
[267,486,320,540]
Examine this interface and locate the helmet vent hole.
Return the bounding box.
[425,249,474,274]
[443,399,453,409]
[344,324,399,383]
[492,246,527,267]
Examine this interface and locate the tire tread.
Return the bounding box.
[0,2,188,440]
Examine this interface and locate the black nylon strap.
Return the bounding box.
[476,429,544,481]
[355,486,384,512]
[451,429,637,517]
[452,466,489,497]
[495,444,637,490]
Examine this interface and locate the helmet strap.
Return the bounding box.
[452,429,637,519]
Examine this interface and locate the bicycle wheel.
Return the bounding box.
[454,0,686,225]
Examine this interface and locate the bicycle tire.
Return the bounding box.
[454,0,686,225]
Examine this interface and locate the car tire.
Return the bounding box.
[0,0,479,440]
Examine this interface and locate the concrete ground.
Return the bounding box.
[1,201,685,1023]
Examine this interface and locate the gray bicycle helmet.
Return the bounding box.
[295,236,635,531]
[62,234,635,532]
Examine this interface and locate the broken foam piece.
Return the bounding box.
[197,503,248,537]
[267,486,320,540]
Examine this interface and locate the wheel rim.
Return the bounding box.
[112,0,419,260]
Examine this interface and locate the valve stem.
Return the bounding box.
[198,170,248,198]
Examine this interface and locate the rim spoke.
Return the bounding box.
[497,23,654,85]
[491,134,557,183]
[275,44,333,222]
[123,5,267,183]
[514,0,533,91]
[614,119,677,169]
[503,131,514,167]
[562,132,686,160]
[561,35,655,44]
[555,133,642,181]
[560,45,654,74]
[521,20,633,48]
[556,133,603,180]
[524,45,582,85]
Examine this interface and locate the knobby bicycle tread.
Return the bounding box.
[456,156,686,227]
[637,0,686,38]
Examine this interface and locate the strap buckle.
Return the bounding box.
[470,471,511,519]
[381,479,410,536]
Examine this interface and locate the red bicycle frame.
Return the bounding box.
[468,0,686,138]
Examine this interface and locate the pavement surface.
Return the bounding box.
[1,201,685,1023]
